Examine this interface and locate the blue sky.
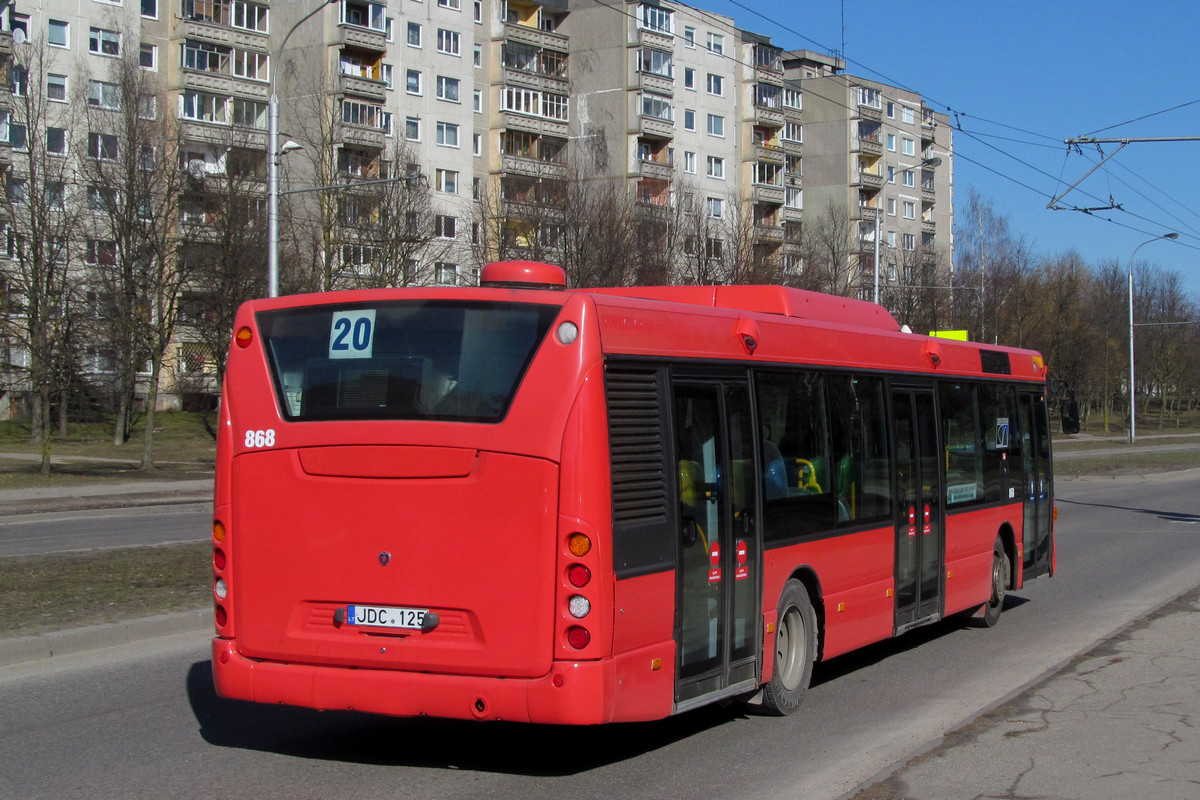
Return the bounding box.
[695,0,1200,297]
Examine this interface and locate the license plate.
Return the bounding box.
[346,604,427,630]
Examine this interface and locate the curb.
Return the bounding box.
[0,608,211,668]
[0,491,212,516]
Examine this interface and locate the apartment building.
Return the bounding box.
[0,0,954,417]
[786,49,954,301]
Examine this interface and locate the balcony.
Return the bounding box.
[631,25,673,51]
[637,113,674,140]
[922,186,936,204]
[638,70,674,96]
[180,120,267,149]
[500,110,569,138]
[858,104,882,123]
[338,22,387,53]
[0,29,11,59]
[754,224,785,243]
[751,184,784,205]
[857,136,883,157]
[505,20,568,51]
[922,219,936,235]
[753,105,784,128]
[177,18,269,51]
[859,171,884,191]
[339,72,387,103]
[340,123,386,149]
[501,155,568,181]
[181,69,269,101]
[638,158,673,181]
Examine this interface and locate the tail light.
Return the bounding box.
[566,626,590,649]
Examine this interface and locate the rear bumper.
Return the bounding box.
[212,638,670,724]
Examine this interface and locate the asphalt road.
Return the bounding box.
[2,471,1198,800]
[0,503,211,556]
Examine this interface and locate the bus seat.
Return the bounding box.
[762,440,789,500]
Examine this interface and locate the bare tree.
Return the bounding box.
[77,43,186,466]
[0,36,87,472]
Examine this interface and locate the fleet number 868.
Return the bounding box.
[244,429,276,448]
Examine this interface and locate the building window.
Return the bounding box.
[684,67,694,90]
[232,98,267,129]
[902,169,915,188]
[233,1,270,32]
[706,32,723,54]
[638,47,673,78]
[88,133,120,161]
[706,197,723,218]
[49,20,69,48]
[87,80,121,110]
[706,156,724,179]
[87,240,118,266]
[902,106,915,125]
[435,263,458,285]
[638,92,672,121]
[435,215,457,238]
[903,200,916,219]
[902,138,915,156]
[902,233,915,251]
[438,0,461,8]
[707,114,724,137]
[10,66,27,97]
[684,151,696,174]
[437,29,460,55]
[140,43,157,70]
[407,22,422,47]
[683,108,695,131]
[436,75,460,102]
[47,128,68,156]
[684,26,695,48]
[142,0,159,18]
[435,168,458,193]
[436,121,460,147]
[706,73,723,96]
[406,69,422,95]
[783,121,802,143]
[637,4,673,33]
[89,27,121,57]
[404,116,420,140]
[47,74,68,101]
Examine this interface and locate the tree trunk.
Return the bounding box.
[140,361,162,470]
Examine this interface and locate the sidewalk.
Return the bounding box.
[848,585,1200,800]
[0,451,212,514]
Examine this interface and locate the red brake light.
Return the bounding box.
[214,605,228,627]
[566,626,590,649]
[568,564,591,587]
[213,548,227,571]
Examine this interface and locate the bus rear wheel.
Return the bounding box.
[759,579,816,715]
[972,536,1010,628]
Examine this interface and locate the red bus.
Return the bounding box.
[211,260,1055,723]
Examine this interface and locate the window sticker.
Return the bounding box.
[328,310,376,359]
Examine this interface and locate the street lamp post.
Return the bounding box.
[1127,232,1178,444]
[874,156,941,305]
[268,0,339,298]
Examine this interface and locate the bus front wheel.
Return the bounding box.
[760,579,817,715]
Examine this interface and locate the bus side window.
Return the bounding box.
[754,371,836,540]
[828,375,890,525]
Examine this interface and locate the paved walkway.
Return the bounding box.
[848,585,1200,800]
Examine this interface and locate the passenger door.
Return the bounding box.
[672,377,760,708]
[1018,391,1054,578]
[891,387,944,630]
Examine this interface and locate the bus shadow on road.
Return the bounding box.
[185,660,747,774]
[811,595,1031,688]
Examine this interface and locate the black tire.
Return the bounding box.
[972,536,1010,628]
[759,579,817,715]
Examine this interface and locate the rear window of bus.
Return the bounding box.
[257,301,560,422]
